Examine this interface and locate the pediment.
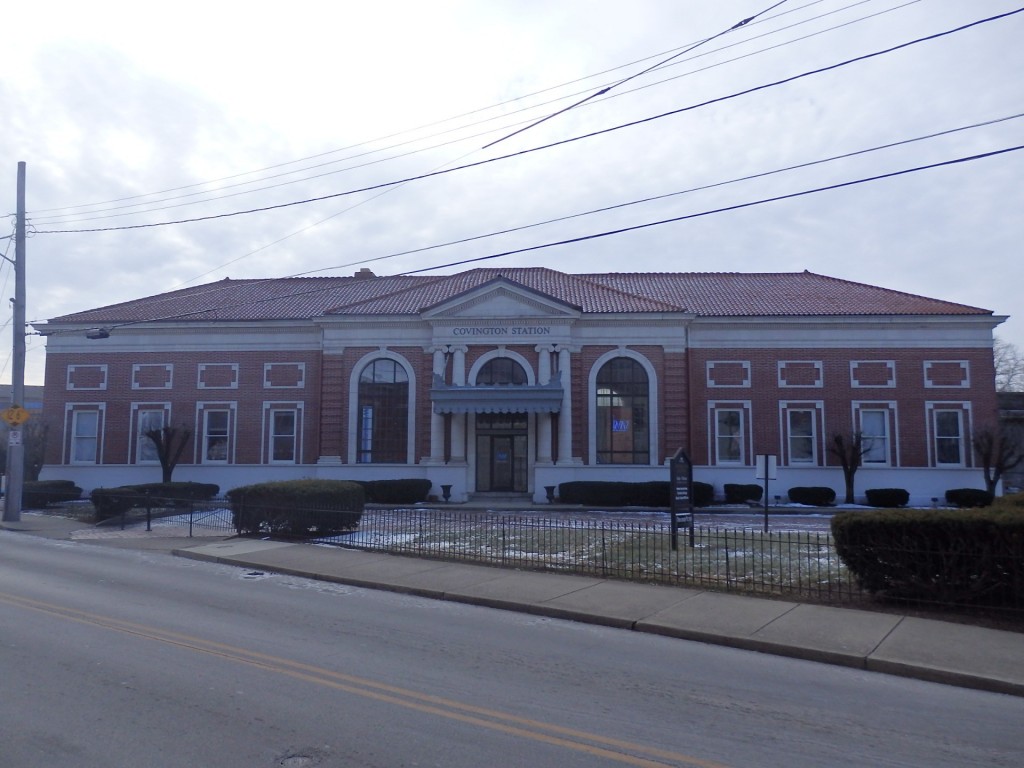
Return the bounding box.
[421,278,581,321]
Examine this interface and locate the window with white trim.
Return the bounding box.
[203,409,231,463]
[933,409,964,465]
[269,409,297,463]
[715,408,744,463]
[71,410,100,464]
[787,409,816,464]
[859,409,890,465]
[136,408,166,463]
[357,358,409,463]
[596,357,650,465]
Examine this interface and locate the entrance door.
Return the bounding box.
[475,414,528,492]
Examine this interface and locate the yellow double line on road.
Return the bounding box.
[1,590,729,767]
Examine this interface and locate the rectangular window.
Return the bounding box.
[787,410,815,463]
[204,410,230,463]
[934,410,963,465]
[71,411,99,463]
[715,409,744,463]
[270,409,297,462]
[859,409,889,465]
[136,408,166,463]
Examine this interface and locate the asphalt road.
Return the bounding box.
[1,531,1021,768]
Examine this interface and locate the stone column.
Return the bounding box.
[450,345,467,463]
[536,344,553,464]
[425,346,447,464]
[556,346,574,465]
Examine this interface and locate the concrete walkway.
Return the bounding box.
[4,512,1023,697]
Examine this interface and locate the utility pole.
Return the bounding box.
[3,162,27,523]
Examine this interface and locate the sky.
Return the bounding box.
[2,0,1022,386]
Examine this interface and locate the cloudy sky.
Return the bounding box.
[2,0,1022,386]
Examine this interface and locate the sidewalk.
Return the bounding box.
[5,513,1024,697]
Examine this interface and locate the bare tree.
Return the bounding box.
[972,424,1024,495]
[23,420,50,482]
[0,419,50,482]
[994,337,1024,392]
[144,425,192,483]
[828,431,874,504]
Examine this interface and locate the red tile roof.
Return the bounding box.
[46,268,991,325]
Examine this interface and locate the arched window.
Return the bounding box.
[476,357,527,385]
[357,358,409,463]
[596,357,649,464]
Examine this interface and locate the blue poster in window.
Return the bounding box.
[612,419,630,432]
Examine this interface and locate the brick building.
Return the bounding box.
[35,268,1004,504]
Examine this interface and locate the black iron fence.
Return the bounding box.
[112,502,1021,618]
[318,508,861,602]
[106,498,236,537]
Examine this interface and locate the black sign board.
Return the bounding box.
[670,448,695,549]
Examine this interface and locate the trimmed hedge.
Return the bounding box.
[22,480,83,508]
[227,479,364,537]
[557,481,668,507]
[994,491,1024,510]
[90,488,141,520]
[90,482,220,521]
[864,488,909,508]
[357,478,432,504]
[692,481,714,507]
[787,486,836,506]
[945,488,994,508]
[831,508,1024,606]
[556,480,713,508]
[724,483,763,504]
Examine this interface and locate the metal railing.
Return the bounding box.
[322,509,860,603]
[118,502,1022,618]
[105,498,236,536]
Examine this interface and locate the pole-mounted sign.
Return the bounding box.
[2,406,31,427]
[670,448,695,549]
[755,454,777,533]
[3,162,27,524]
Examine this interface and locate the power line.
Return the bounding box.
[27,0,926,298]
[39,143,1022,335]
[29,0,907,223]
[397,144,1024,275]
[34,7,1022,237]
[172,137,499,288]
[36,112,1015,325]
[291,112,1024,276]
[481,0,790,149]
[21,2,836,223]
[29,0,832,219]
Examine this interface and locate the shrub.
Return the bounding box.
[787,486,836,506]
[88,482,220,521]
[692,481,714,507]
[90,487,144,521]
[226,479,364,537]
[724,483,763,504]
[945,488,994,508]
[22,480,82,508]
[993,492,1024,510]
[557,483,659,507]
[554,480,712,508]
[631,481,671,507]
[831,508,1024,606]
[128,482,220,505]
[555,480,717,508]
[864,488,909,508]
[358,479,432,504]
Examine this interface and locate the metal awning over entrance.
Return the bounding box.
[431,376,563,414]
